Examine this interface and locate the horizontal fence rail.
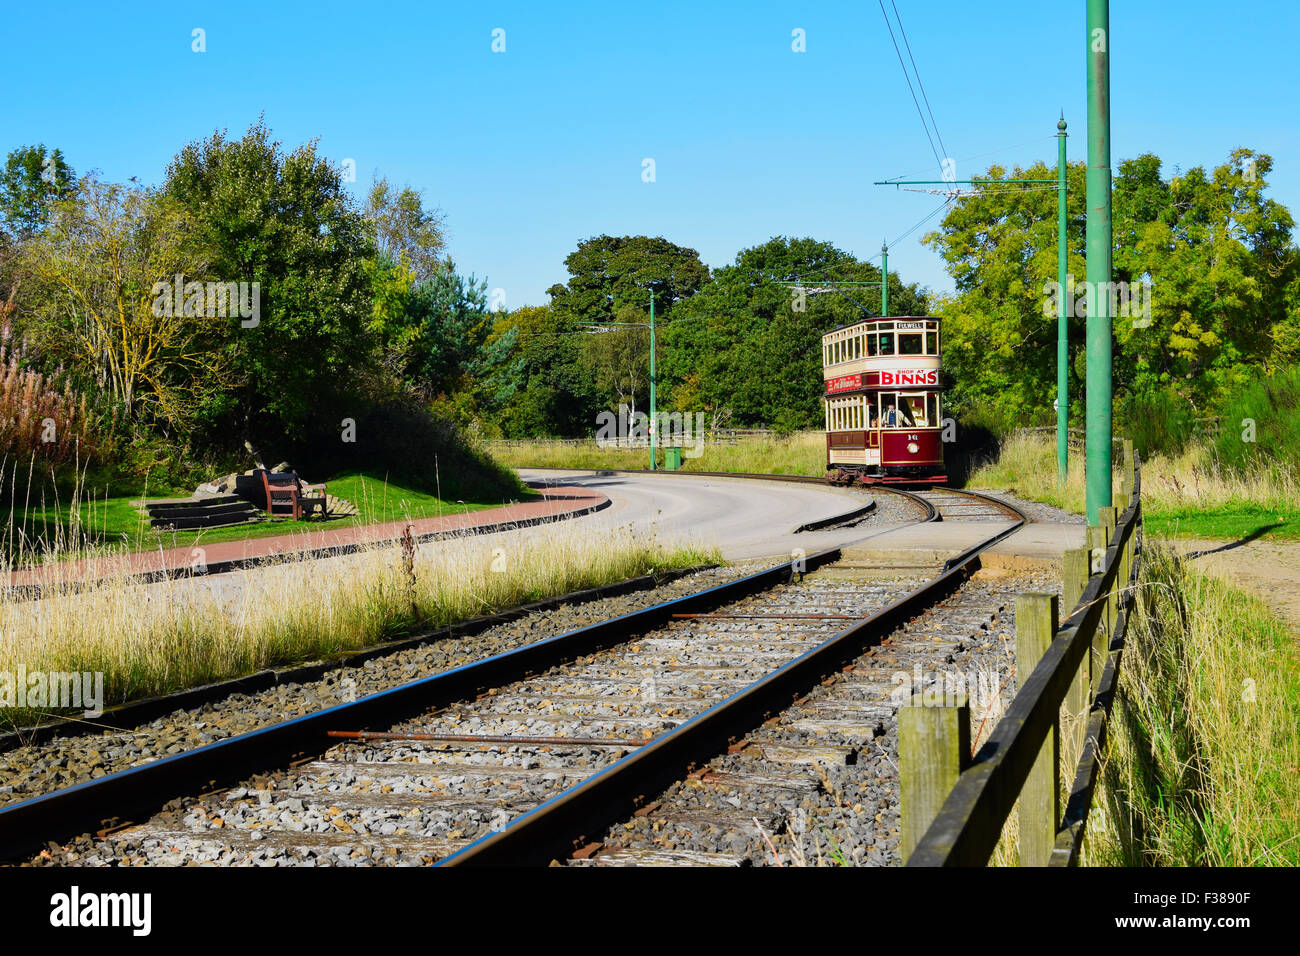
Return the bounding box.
[902,439,1142,867]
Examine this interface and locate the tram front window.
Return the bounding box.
[879,333,894,355]
[899,333,923,355]
[904,394,926,426]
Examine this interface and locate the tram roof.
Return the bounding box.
[821,315,941,336]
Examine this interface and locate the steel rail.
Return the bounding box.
[0,547,841,862]
[438,493,1026,866]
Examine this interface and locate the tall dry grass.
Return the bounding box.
[966,431,1299,514]
[0,327,114,474]
[0,521,718,730]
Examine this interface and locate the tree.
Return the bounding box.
[365,176,447,281]
[659,236,928,426]
[163,119,375,446]
[922,150,1297,428]
[0,145,76,241]
[579,304,651,414]
[548,235,710,325]
[19,178,230,430]
[486,305,600,437]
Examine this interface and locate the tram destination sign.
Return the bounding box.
[895,321,926,330]
[879,369,939,387]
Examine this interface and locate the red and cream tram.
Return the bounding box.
[822,315,946,484]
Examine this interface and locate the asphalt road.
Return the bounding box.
[516,468,894,561]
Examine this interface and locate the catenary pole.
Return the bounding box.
[1085,0,1113,522]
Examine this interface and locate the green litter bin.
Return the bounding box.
[665,446,683,471]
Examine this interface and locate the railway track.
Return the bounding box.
[2,481,1028,867]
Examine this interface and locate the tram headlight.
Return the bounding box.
[907,442,919,454]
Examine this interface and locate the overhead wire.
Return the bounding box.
[891,0,948,162]
[878,0,942,172]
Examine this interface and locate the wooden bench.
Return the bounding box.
[259,470,328,521]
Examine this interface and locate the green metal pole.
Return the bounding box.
[1085,0,1112,523]
[881,242,889,317]
[1057,114,1069,485]
[649,291,657,471]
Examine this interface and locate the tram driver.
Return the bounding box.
[881,397,898,427]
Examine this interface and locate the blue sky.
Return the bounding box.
[4,1,1297,307]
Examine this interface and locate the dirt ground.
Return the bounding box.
[1163,537,1300,636]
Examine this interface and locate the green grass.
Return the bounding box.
[3,471,539,560]
[486,432,828,477]
[1143,504,1300,541]
[967,431,1300,542]
[1084,544,1300,866]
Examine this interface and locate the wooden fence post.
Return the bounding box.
[1087,524,1110,674]
[1016,593,1060,866]
[1098,506,1118,635]
[899,693,970,863]
[1062,547,1092,759]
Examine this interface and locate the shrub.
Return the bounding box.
[1118,388,1197,459]
[1212,368,1300,479]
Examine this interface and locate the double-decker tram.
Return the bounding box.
[821,315,946,484]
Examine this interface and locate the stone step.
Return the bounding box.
[145,500,257,520]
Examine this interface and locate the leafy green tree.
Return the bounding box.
[922,149,1296,429]
[364,176,447,281]
[660,237,927,426]
[487,305,600,437]
[547,235,710,325]
[0,145,76,240]
[19,178,229,431]
[163,119,375,446]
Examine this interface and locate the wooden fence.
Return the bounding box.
[901,439,1142,866]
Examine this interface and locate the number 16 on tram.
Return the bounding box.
[821,315,947,485]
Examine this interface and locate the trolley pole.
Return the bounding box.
[1056,114,1069,485]
[881,242,889,317]
[648,290,657,471]
[1085,0,1113,523]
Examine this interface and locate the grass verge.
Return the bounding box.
[485,432,828,477]
[1083,543,1300,865]
[967,432,1298,540]
[0,522,719,731]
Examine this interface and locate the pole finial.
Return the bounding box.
[1058,112,1067,132]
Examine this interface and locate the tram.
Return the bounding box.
[821,315,946,484]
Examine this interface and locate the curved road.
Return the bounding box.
[517,468,904,561]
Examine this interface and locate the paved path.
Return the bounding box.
[1165,537,1300,635]
[7,485,607,592]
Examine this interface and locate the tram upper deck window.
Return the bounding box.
[926,330,938,354]
[899,332,923,355]
[879,331,895,355]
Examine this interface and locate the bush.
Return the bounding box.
[1212,369,1300,479]
[1118,388,1196,459]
